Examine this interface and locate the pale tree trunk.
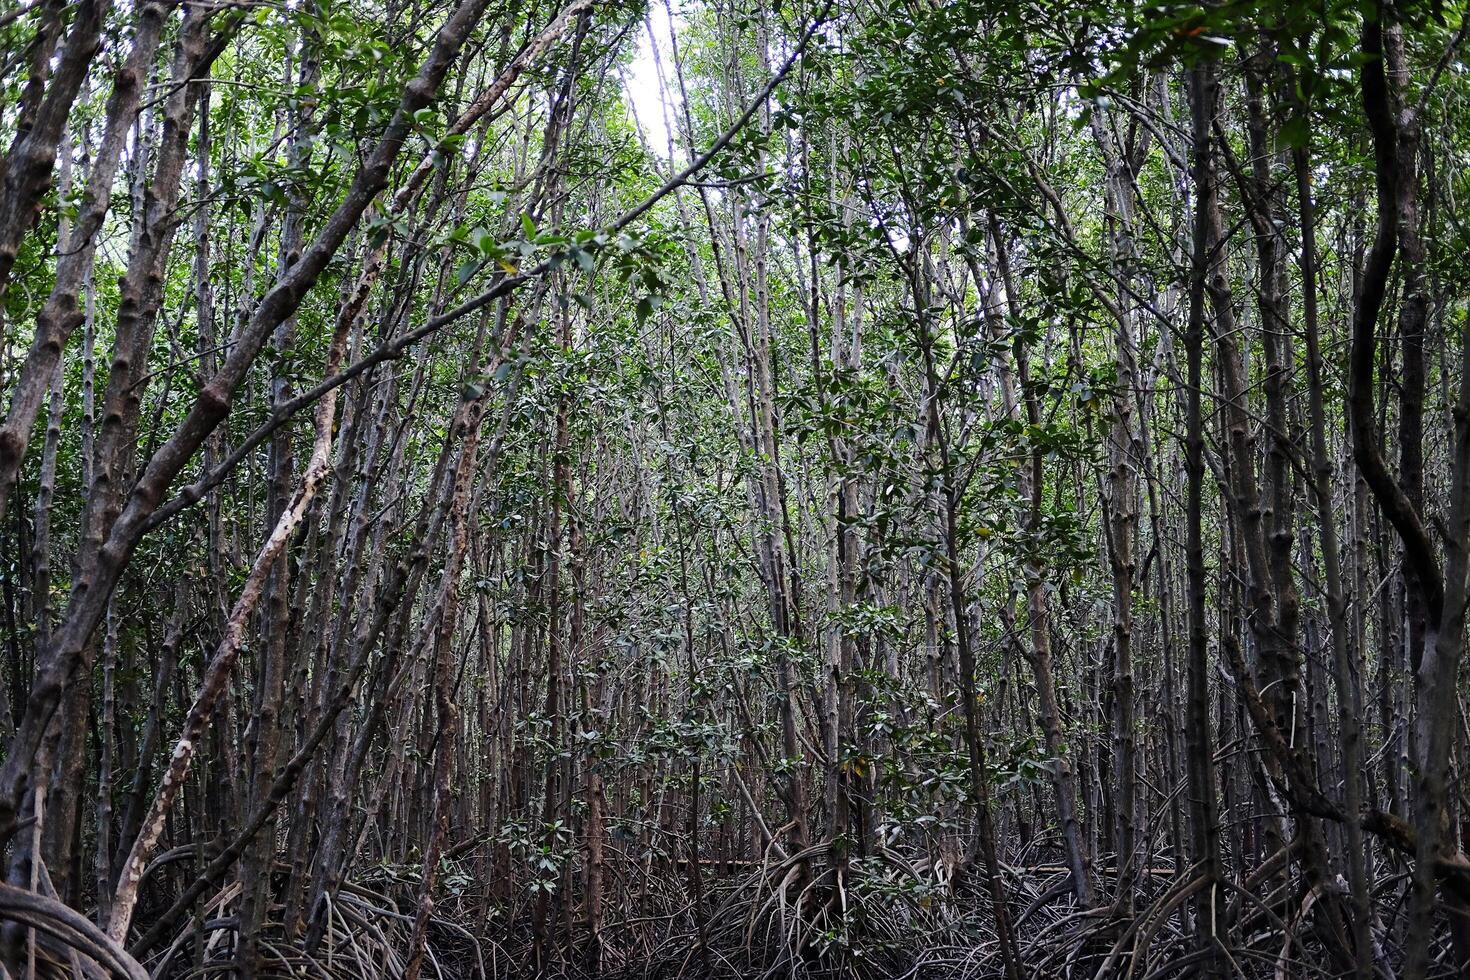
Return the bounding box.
[106,267,355,945]
[1089,102,1144,911]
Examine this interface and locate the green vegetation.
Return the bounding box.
[0,0,1467,976]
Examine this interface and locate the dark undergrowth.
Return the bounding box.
[86,850,1443,980]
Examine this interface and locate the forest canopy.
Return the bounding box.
[0,0,1468,976]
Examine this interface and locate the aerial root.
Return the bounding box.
[0,882,148,980]
[110,853,1438,978]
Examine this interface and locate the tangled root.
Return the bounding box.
[0,882,148,980]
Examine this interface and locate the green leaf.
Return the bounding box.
[1278,114,1309,149]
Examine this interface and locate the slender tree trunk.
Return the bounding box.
[1185,57,1227,978]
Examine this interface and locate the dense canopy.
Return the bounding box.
[0,0,1468,976]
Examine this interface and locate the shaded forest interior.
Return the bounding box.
[1,0,1470,976]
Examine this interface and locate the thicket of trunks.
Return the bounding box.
[0,0,1467,977]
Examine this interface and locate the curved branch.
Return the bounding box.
[1350,4,1445,622]
[0,882,147,980]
